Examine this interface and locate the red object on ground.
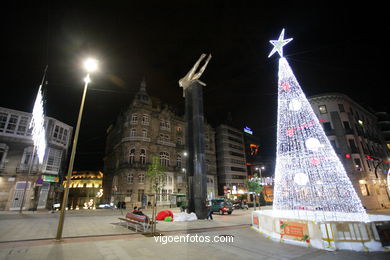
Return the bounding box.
[156,210,174,221]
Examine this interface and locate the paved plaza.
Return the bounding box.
[0,208,389,260]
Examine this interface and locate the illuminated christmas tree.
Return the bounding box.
[269,29,368,222]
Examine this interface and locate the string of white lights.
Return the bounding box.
[30,85,46,164]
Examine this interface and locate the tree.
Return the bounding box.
[146,156,166,234]
[245,176,263,210]
[269,29,367,222]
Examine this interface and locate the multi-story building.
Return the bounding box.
[216,124,247,197]
[0,106,72,210]
[103,81,217,208]
[376,111,390,151]
[308,93,390,209]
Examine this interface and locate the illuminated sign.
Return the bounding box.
[244,126,253,135]
[42,175,59,183]
[250,144,259,155]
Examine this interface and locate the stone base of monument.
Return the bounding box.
[252,210,390,252]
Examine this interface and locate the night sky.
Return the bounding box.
[1,2,388,171]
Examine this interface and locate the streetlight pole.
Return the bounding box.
[55,59,98,241]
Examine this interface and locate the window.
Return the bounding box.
[229,151,244,158]
[21,147,38,168]
[45,148,63,173]
[6,115,18,134]
[129,149,135,164]
[231,167,246,172]
[63,129,68,143]
[131,114,138,124]
[53,125,59,138]
[349,139,358,153]
[176,154,182,167]
[177,137,182,145]
[142,115,149,125]
[0,112,8,132]
[354,158,362,170]
[127,189,133,196]
[160,152,169,166]
[138,189,144,202]
[0,144,8,166]
[16,116,29,135]
[160,120,171,130]
[162,189,167,201]
[227,136,243,144]
[322,122,332,132]
[338,104,345,112]
[343,121,351,130]
[142,129,147,137]
[330,140,337,149]
[139,173,145,184]
[318,105,327,114]
[127,173,134,184]
[140,149,146,165]
[130,128,136,137]
[360,183,369,196]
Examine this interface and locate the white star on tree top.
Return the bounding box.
[268,29,293,58]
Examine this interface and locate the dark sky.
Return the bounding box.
[1,1,388,171]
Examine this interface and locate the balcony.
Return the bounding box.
[122,136,151,142]
[157,139,176,147]
[16,163,39,173]
[119,161,150,170]
[324,129,336,136]
[344,129,354,135]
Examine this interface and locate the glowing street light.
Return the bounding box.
[56,58,98,241]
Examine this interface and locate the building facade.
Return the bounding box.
[376,111,390,151]
[308,93,390,209]
[103,81,217,208]
[0,106,72,210]
[63,170,103,210]
[216,124,248,197]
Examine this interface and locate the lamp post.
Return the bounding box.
[55,58,98,241]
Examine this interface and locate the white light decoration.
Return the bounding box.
[30,85,46,164]
[288,98,302,111]
[268,29,293,58]
[305,138,322,151]
[270,30,368,222]
[294,172,309,186]
[387,168,390,192]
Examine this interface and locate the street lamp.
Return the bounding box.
[55,58,98,241]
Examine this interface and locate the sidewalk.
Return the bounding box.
[0,207,252,242]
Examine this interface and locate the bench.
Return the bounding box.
[118,212,155,232]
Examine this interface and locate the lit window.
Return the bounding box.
[318,105,327,114]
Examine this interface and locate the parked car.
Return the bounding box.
[210,198,233,215]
